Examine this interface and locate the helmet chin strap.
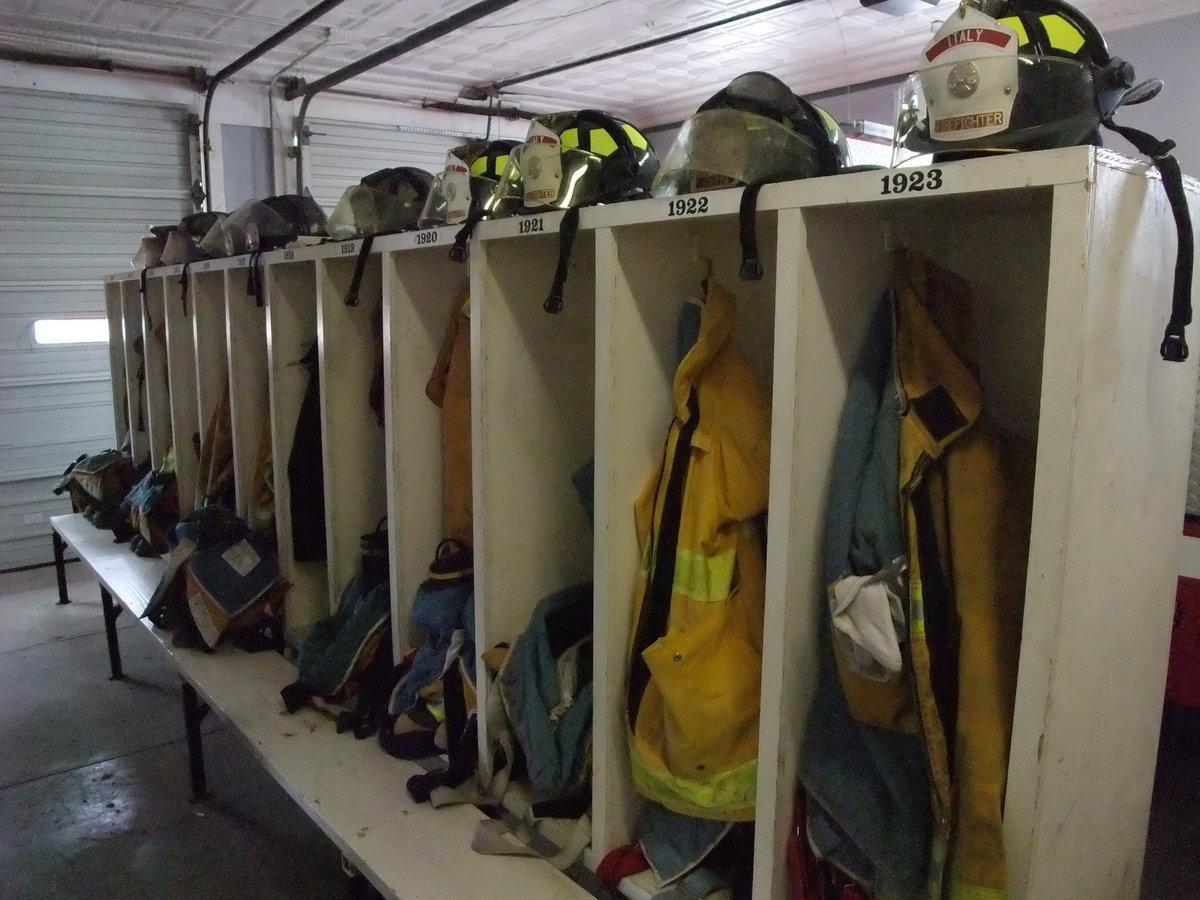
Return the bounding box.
[1101,117,1193,362]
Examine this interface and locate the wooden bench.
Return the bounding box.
[50,512,597,900]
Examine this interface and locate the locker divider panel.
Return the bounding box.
[266,260,327,643]
[317,255,388,612]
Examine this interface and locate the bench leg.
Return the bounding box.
[182,681,210,801]
[51,531,70,605]
[99,587,123,680]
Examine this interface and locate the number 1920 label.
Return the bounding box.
[881,168,944,195]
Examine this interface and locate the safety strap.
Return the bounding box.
[246,250,265,307]
[544,207,581,313]
[1101,118,1193,361]
[739,182,767,281]
[344,234,374,307]
[179,262,191,317]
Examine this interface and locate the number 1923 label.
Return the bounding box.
[880,168,944,195]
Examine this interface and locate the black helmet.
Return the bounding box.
[419,140,519,228]
[895,0,1147,158]
[491,109,658,214]
[327,167,434,239]
[654,71,849,196]
[200,194,327,257]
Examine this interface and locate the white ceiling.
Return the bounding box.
[3,0,1198,128]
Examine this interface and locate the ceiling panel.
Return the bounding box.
[2,0,1197,128]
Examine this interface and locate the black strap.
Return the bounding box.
[450,210,484,262]
[179,262,191,317]
[246,250,265,307]
[1102,119,1193,362]
[544,207,581,313]
[627,389,699,727]
[739,182,767,281]
[345,235,374,307]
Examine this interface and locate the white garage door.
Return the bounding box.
[304,118,471,213]
[0,88,190,570]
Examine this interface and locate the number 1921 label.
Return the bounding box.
[518,217,544,234]
[881,168,944,195]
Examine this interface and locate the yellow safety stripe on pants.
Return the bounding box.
[950,882,1007,900]
[630,746,757,820]
[909,578,926,640]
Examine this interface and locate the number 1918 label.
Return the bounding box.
[880,168,944,195]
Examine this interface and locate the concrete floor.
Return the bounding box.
[0,561,1197,899]
[0,562,350,900]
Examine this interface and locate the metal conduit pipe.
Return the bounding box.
[201,0,353,211]
[286,0,524,196]
[472,0,818,96]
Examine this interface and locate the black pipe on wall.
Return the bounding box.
[287,0,525,195]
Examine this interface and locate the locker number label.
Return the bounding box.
[414,230,438,245]
[667,197,710,217]
[340,241,358,255]
[518,217,545,234]
[282,250,295,261]
[880,168,944,195]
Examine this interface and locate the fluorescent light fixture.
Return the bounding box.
[32,318,109,345]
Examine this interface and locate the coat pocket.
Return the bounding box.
[640,602,761,779]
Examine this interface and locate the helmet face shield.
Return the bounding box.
[199,200,291,257]
[652,109,827,197]
[328,182,425,239]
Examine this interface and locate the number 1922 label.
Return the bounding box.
[881,168,944,195]
[667,197,709,217]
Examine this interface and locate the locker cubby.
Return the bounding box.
[316,253,388,610]
[381,234,470,652]
[470,219,597,753]
[265,258,327,640]
[190,268,230,509]
[590,210,780,862]
[119,278,148,464]
[162,271,200,517]
[223,266,270,523]
[142,275,171,469]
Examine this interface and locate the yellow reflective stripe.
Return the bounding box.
[636,546,736,603]
[674,546,735,602]
[561,127,580,149]
[1040,13,1085,53]
[909,579,926,640]
[999,15,1029,46]
[589,128,618,156]
[622,122,648,150]
[630,747,757,818]
[469,157,489,176]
